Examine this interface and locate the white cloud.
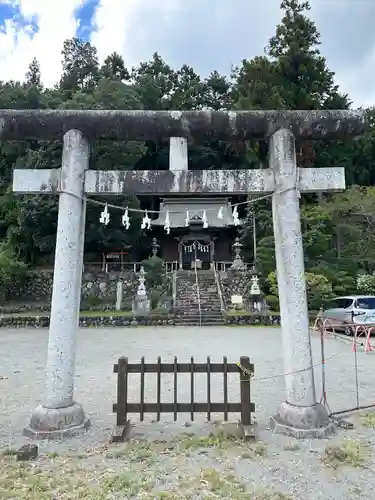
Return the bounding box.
[91,0,183,69]
[0,0,85,87]
[335,46,375,108]
[0,0,373,108]
[90,0,133,66]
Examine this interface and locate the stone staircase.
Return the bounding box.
[198,270,224,326]
[174,270,224,326]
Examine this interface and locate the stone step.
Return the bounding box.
[175,304,222,309]
[174,321,225,326]
[175,310,221,315]
[179,311,223,318]
[177,315,223,320]
[176,306,221,310]
[175,312,222,317]
[200,309,222,313]
[178,319,223,323]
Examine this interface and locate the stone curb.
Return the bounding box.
[0,313,291,328]
[0,315,176,328]
[224,314,281,326]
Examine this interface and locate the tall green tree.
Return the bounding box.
[100,52,129,81]
[267,0,348,110]
[60,38,99,93]
[25,58,42,88]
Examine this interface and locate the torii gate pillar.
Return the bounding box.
[26,130,90,438]
[269,128,335,437]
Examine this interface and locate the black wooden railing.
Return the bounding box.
[112,355,255,442]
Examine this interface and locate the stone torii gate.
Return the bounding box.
[6,109,366,439]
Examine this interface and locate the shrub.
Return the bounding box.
[332,271,356,296]
[150,290,161,310]
[305,272,334,310]
[0,244,27,301]
[267,271,333,311]
[356,274,375,295]
[309,264,356,296]
[141,256,164,289]
[84,295,104,309]
[265,294,279,311]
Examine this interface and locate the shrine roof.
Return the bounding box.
[152,197,236,228]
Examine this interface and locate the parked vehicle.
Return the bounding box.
[317,295,375,336]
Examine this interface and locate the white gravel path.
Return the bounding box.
[1,326,375,499]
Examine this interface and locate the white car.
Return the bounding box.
[317,295,375,336]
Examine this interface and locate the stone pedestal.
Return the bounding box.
[24,403,90,439]
[24,130,90,438]
[230,257,246,270]
[250,295,262,312]
[132,296,151,315]
[270,401,335,438]
[250,275,262,311]
[269,128,334,438]
[132,266,151,315]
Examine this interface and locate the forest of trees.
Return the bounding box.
[1,0,375,302]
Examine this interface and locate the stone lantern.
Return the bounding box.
[249,274,262,312]
[132,266,151,315]
[230,237,246,270]
[151,237,160,257]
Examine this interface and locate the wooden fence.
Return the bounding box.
[112,355,255,442]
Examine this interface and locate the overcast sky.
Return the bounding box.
[0,0,374,108]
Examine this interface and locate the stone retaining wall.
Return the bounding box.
[0,314,176,328]
[220,270,253,309]
[4,269,171,312]
[224,314,281,326]
[0,313,287,328]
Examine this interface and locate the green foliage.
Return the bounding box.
[141,256,165,289]
[267,270,333,311]
[265,294,279,312]
[308,264,356,296]
[267,272,278,297]
[150,290,162,310]
[267,0,347,110]
[0,243,27,298]
[305,272,334,310]
[356,274,375,296]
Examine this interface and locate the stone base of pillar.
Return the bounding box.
[23,403,90,440]
[270,401,336,439]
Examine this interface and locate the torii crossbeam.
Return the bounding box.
[13,165,344,195]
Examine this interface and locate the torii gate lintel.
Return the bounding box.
[13,166,345,196]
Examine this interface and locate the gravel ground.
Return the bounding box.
[1,326,375,499]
